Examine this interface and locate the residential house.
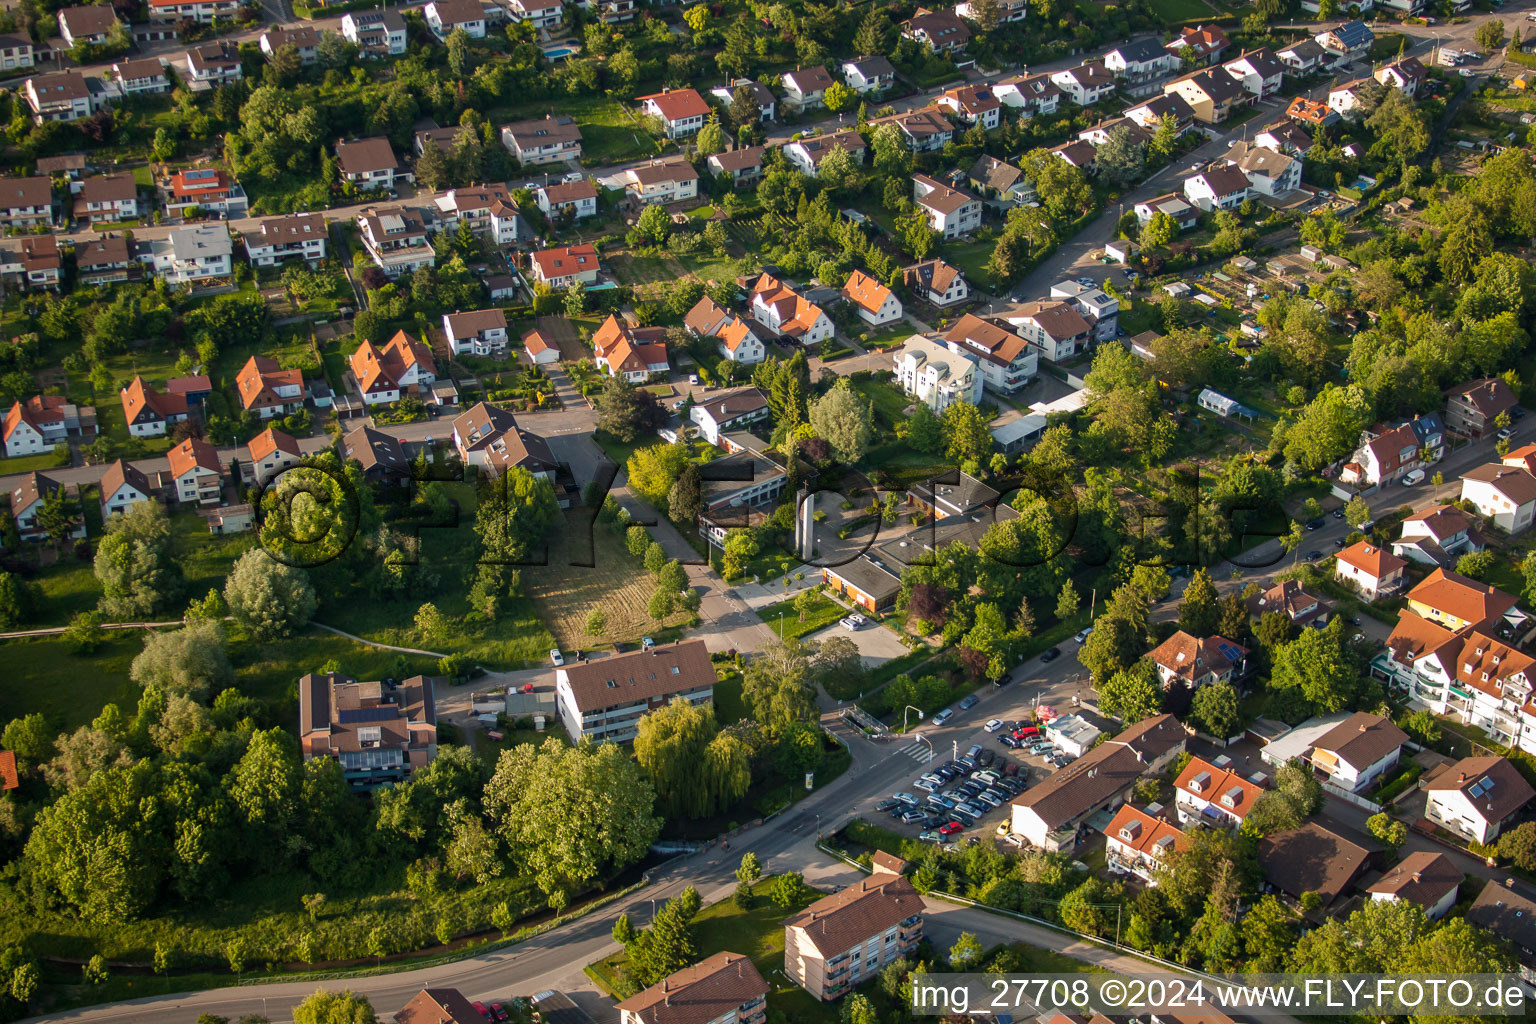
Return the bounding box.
[554,639,714,743]
[783,875,923,1001]
[592,314,669,382]
[1425,756,1535,844]
[1222,47,1286,99]
[685,296,765,365]
[1050,62,1116,107]
[1376,56,1427,97]
[424,0,486,39]
[1105,805,1188,883]
[1182,164,1250,212]
[1246,577,1330,627]
[165,168,247,218]
[0,177,51,229]
[705,146,766,187]
[867,108,952,153]
[433,183,522,246]
[1226,141,1300,196]
[528,243,600,289]
[11,472,82,540]
[1394,505,1483,567]
[1166,24,1231,66]
[1328,79,1376,120]
[1277,39,1329,75]
[507,0,564,30]
[699,448,787,513]
[259,24,322,63]
[1335,541,1409,600]
[1000,300,1092,361]
[58,6,122,48]
[784,131,866,174]
[1504,443,1536,475]
[1257,822,1373,906]
[73,172,137,225]
[622,158,699,205]
[1078,117,1152,151]
[1316,20,1375,61]
[357,206,434,278]
[937,84,1002,129]
[781,65,834,112]
[1147,631,1248,691]
[912,173,981,239]
[500,115,583,165]
[842,56,896,95]
[99,458,152,518]
[1406,567,1519,632]
[841,270,902,327]
[0,235,61,290]
[1165,68,1245,124]
[341,10,408,57]
[1174,755,1264,828]
[1310,711,1409,792]
[637,88,710,138]
[185,41,241,86]
[616,952,768,1024]
[350,331,437,405]
[1255,119,1316,157]
[941,314,1037,395]
[110,57,169,96]
[3,396,78,457]
[1446,377,1519,438]
[892,335,981,412]
[821,556,902,614]
[1010,715,1186,851]
[956,0,1027,20]
[749,274,834,345]
[521,329,559,366]
[1368,851,1462,919]
[535,178,599,219]
[243,212,328,266]
[1286,95,1340,129]
[907,471,999,523]
[1103,38,1178,97]
[1049,281,1118,342]
[148,223,232,285]
[168,436,222,506]
[299,672,438,788]
[0,34,35,71]
[1124,92,1197,132]
[709,79,776,122]
[165,375,212,411]
[1466,881,1536,985]
[1134,192,1199,230]
[450,402,559,479]
[340,425,411,482]
[336,137,405,191]
[1460,463,1536,535]
[393,988,485,1024]
[148,0,239,24]
[968,155,1031,207]
[236,355,305,420]
[246,426,303,487]
[443,309,509,358]
[1340,419,1434,487]
[23,72,94,123]
[900,8,971,53]
[691,388,770,446]
[903,259,970,308]
[993,73,1062,116]
[120,376,188,438]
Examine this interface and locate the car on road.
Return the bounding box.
[940,820,964,835]
[985,719,1004,733]
[932,708,954,725]
[1040,646,1062,663]
[1306,549,1324,561]
[1499,426,1517,441]
[1073,627,1094,643]
[1333,508,1345,519]
[1460,68,1476,77]
[1305,517,1324,531]
[549,648,564,667]
[1402,469,1426,486]
[959,694,980,710]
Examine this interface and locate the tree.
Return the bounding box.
[1056,579,1080,621]
[841,993,878,1024]
[1476,18,1506,51]
[1191,681,1240,738]
[595,375,666,442]
[960,602,1014,681]
[292,989,376,1024]
[1142,210,1176,249]
[942,401,993,465]
[1178,568,1220,636]
[964,0,1002,29]
[225,550,316,640]
[853,7,890,56]
[634,697,724,819]
[741,640,818,733]
[809,380,873,463]
[0,571,35,629]
[1366,812,1407,855]
[1344,496,1372,529]
[1098,660,1162,723]
[949,931,984,968]
[824,81,857,113]
[585,608,608,638]
[484,738,661,905]
[695,116,726,157]
[1095,124,1146,185]
[415,139,452,192]
[130,619,231,701]
[683,4,709,31]
[817,141,858,189]
[904,402,944,453]
[94,502,183,618]
[770,871,812,908]
[413,603,449,646]
[636,204,671,246]
[627,888,700,986]
[1269,620,1366,714]
[1498,821,1536,870]
[736,851,762,884]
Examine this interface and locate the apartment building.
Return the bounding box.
[616,953,768,1024]
[299,672,438,789]
[893,335,981,412]
[940,314,1037,395]
[554,639,715,743]
[358,206,434,278]
[1104,804,1188,884]
[1174,755,1264,828]
[783,874,923,1000]
[243,212,328,266]
[501,115,583,164]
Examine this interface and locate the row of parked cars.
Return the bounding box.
[877,750,1030,841]
[990,720,1076,768]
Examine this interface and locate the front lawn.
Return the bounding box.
[756,591,846,641]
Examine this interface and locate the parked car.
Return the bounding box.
[959,694,980,710]
[1014,725,1040,739]
[973,791,1002,808]
[549,648,564,667]
[641,636,654,650]
[1073,627,1094,643]
[876,799,900,812]
[966,744,983,759]
[950,809,976,826]
[1402,469,1426,486]
[939,820,963,835]
[900,809,925,823]
[488,1005,510,1023]
[1333,508,1345,519]
[985,718,1004,733]
[928,794,956,810]
[919,829,941,842]
[1040,647,1062,663]
[932,708,955,725]
[473,1003,491,1021]
[847,612,866,626]
[1002,761,1020,777]
[1499,426,1516,441]
[1306,549,1324,561]
[893,792,918,805]
[1305,517,1324,531]
[1001,734,1023,749]
[977,749,996,766]
[840,617,862,631]
[914,776,940,792]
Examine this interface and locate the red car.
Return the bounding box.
[939,820,963,835]
[1014,725,1039,739]
[472,1004,491,1021]
[488,1004,510,1022]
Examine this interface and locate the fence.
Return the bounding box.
[1320,779,1384,814]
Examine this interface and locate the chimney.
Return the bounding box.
[1359,722,1368,732]
[1459,772,1467,783]
[1412,871,1422,883]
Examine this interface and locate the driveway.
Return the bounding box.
[803,619,910,669]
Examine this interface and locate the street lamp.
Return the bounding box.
[914,733,934,763]
[903,705,924,732]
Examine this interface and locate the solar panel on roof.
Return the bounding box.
[337,707,396,723]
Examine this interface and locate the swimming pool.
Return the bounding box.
[543,46,577,60]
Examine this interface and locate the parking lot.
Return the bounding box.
[805,617,911,669]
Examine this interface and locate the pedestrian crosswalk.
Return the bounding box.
[895,741,933,764]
